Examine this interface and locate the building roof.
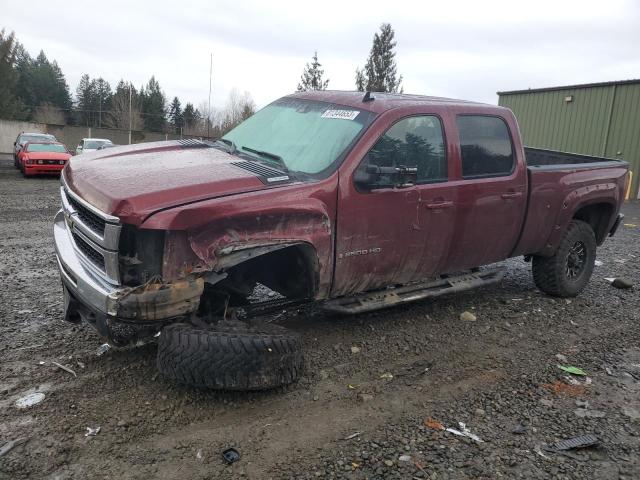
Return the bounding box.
[497,79,640,96]
[288,90,492,114]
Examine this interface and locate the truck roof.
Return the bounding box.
[288,90,496,114]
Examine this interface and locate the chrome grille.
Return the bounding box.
[60,175,122,285]
[67,195,106,235]
[72,231,106,270]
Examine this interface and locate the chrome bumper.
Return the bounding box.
[54,209,124,316]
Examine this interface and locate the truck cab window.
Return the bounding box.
[457,115,514,178]
[365,115,447,186]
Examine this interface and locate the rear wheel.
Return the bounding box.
[532,220,596,297]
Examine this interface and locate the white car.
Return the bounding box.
[76,138,113,155]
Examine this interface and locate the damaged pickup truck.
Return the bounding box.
[54,91,630,390]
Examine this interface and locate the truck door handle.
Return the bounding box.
[426,200,454,209]
[501,192,522,199]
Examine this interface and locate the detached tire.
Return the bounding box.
[532,220,596,297]
[157,321,304,390]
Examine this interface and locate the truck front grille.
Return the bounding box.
[60,175,122,284]
[72,232,106,271]
[67,195,106,235]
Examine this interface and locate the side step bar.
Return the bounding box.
[322,268,505,315]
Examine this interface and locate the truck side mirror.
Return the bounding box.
[354,156,417,191]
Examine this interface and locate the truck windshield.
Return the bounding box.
[222,98,376,176]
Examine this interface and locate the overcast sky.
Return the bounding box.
[3,0,639,110]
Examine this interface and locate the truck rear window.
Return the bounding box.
[222,98,376,176]
[457,115,514,178]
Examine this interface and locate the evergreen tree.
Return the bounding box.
[91,77,112,127]
[75,74,95,126]
[140,76,166,132]
[355,23,403,93]
[106,80,142,130]
[13,43,35,117]
[49,60,72,119]
[0,29,25,119]
[182,102,196,130]
[297,51,329,91]
[27,51,72,120]
[168,96,183,132]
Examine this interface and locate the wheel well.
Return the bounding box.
[573,203,613,244]
[210,243,319,305]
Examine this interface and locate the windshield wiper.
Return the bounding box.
[215,138,237,154]
[241,146,289,173]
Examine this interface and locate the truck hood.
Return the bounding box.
[64,141,289,226]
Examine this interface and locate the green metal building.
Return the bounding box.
[498,79,640,199]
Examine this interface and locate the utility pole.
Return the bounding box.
[207,53,212,139]
[128,83,132,145]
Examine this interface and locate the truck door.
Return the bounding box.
[444,114,527,271]
[332,115,456,296]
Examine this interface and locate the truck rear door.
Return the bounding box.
[443,113,527,271]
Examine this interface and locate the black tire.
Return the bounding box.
[532,220,596,297]
[157,320,304,390]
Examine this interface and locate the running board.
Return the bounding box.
[322,268,505,315]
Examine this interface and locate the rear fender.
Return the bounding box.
[539,184,619,256]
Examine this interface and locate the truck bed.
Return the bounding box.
[525,147,625,168]
[512,147,629,257]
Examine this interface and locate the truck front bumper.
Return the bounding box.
[54,209,122,318]
[53,209,203,345]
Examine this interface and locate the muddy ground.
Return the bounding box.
[0,155,638,480]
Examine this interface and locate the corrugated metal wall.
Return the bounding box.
[498,82,640,199]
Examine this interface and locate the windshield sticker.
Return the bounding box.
[321,109,360,120]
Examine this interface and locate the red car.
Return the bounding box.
[18,142,71,177]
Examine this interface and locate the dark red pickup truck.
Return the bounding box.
[54,91,629,390]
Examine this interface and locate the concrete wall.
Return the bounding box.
[0,118,201,154]
[0,120,48,152]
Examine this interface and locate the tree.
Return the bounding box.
[297,51,329,91]
[105,80,143,130]
[75,74,95,126]
[27,51,72,120]
[13,43,34,118]
[219,89,255,134]
[8,47,72,121]
[182,102,201,134]
[168,96,183,133]
[140,76,166,132]
[355,23,403,93]
[0,29,25,119]
[92,77,112,127]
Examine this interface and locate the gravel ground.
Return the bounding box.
[0,155,638,480]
